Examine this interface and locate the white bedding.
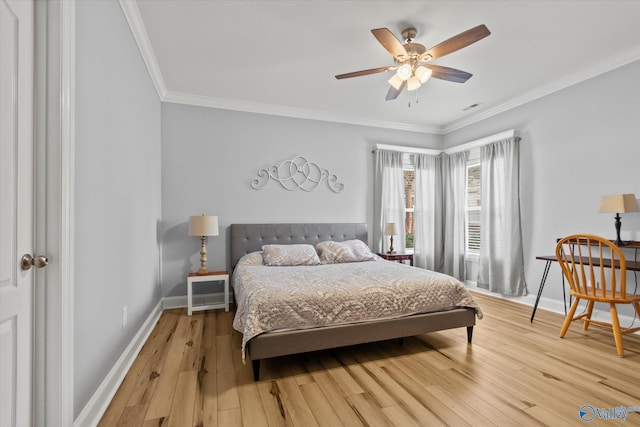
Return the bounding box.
[232,252,483,357]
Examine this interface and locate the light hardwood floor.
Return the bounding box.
[99,293,640,426]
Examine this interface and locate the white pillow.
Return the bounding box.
[316,240,375,264]
[261,244,320,266]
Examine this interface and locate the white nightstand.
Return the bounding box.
[187,271,229,316]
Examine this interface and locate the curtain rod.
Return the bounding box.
[444,129,516,154]
[374,144,441,155]
[374,129,516,156]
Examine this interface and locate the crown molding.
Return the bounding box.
[118,1,640,136]
[163,90,443,134]
[443,46,640,134]
[119,0,167,100]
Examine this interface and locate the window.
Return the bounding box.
[466,149,481,255]
[403,154,415,250]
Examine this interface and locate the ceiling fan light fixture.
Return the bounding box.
[396,63,412,81]
[407,75,421,91]
[415,66,432,84]
[337,24,490,101]
[388,74,404,90]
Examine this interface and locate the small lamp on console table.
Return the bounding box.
[598,194,638,246]
[384,222,398,254]
[188,214,219,275]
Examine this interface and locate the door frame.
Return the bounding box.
[33,0,74,425]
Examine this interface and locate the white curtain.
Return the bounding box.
[413,153,443,270]
[442,151,467,280]
[373,150,406,253]
[477,138,527,295]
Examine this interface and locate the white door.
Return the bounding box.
[0,0,36,426]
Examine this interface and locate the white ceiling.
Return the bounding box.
[130,0,640,134]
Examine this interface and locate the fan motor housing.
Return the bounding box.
[403,42,426,57]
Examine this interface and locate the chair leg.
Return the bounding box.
[560,298,581,338]
[583,300,594,331]
[609,304,624,357]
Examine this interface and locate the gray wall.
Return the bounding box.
[444,59,640,308]
[71,0,640,416]
[160,104,441,296]
[74,0,162,417]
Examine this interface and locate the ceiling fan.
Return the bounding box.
[335,24,491,101]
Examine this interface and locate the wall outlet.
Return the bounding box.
[122,306,128,328]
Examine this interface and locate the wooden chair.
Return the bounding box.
[556,234,640,356]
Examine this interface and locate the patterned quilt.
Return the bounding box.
[232,252,483,358]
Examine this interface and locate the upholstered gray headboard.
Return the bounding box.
[230,223,368,268]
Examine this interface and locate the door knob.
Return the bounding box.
[21,254,49,271]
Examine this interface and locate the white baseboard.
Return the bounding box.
[466,282,640,332]
[73,300,163,427]
[73,292,235,427]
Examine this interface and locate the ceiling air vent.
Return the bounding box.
[463,103,482,111]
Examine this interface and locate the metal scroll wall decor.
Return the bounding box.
[250,155,344,193]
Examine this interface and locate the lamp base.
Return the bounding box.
[197,236,210,275]
[613,213,626,246]
[613,238,627,247]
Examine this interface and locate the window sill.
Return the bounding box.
[465,252,479,262]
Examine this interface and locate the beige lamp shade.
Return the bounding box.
[598,194,639,214]
[384,222,398,236]
[188,215,219,237]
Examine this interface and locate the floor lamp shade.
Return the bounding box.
[598,194,638,246]
[189,215,219,274]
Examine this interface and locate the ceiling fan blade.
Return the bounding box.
[421,24,491,61]
[385,81,406,101]
[371,28,408,60]
[335,66,394,80]
[423,64,473,83]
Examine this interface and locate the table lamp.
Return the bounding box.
[384,222,398,254]
[188,214,219,274]
[598,194,638,246]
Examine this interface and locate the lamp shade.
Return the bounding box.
[384,222,398,236]
[188,215,219,236]
[396,63,412,81]
[598,194,639,214]
[407,75,421,91]
[415,65,432,84]
[388,73,404,90]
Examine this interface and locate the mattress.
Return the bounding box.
[232,252,483,357]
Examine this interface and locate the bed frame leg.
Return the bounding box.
[467,326,474,343]
[252,359,260,381]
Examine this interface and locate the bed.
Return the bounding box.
[230,223,481,380]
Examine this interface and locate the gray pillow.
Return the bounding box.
[316,240,375,264]
[261,244,321,266]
